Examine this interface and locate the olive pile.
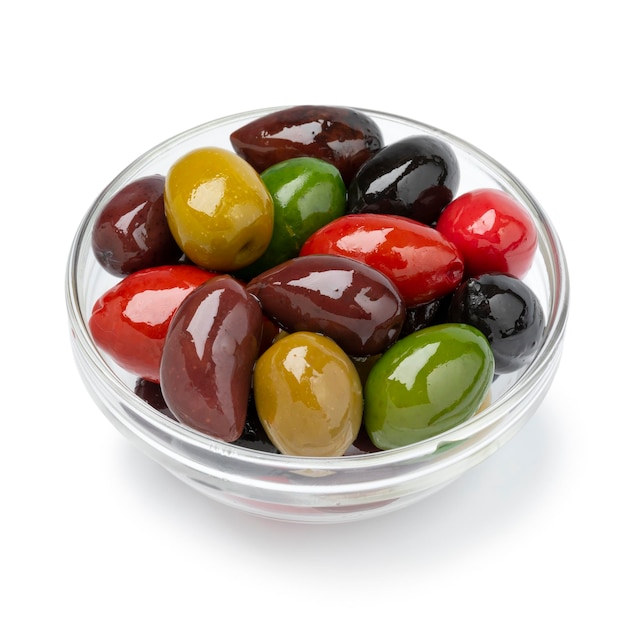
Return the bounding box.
[89,105,545,457]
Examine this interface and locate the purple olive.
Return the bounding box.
[92,175,181,276]
[230,105,383,185]
[160,275,263,442]
[247,254,406,357]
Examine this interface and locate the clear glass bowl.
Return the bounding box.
[65,107,569,523]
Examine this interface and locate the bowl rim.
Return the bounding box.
[65,105,570,478]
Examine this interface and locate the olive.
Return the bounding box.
[238,156,346,279]
[164,147,274,272]
[88,264,218,383]
[399,297,449,337]
[229,105,383,185]
[91,175,182,276]
[299,212,464,307]
[447,273,545,374]
[347,135,460,225]
[253,331,363,457]
[364,323,494,450]
[134,378,178,422]
[233,394,280,454]
[160,275,263,442]
[247,254,406,357]
[436,188,538,279]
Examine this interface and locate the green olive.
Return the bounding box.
[253,332,363,457]
[240,157,346,277]
[164,147,273,271]
[364,323,494,449]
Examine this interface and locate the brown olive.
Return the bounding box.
[160,275,263,442]
[92,175,181,276]
[230,105,383,185]
[247,254,406,357]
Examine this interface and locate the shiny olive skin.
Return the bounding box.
[160,275,263,442]
[89,264,217,383]
[239,157,347,278]
[364,323,494,450]
[347,135,460,226]
[92,175,181,276]
[299,213,464,307]
[229,105,383,185]
[399,297,449,337]
[436,188,538,279]
[164,147,274,272]
[247,254,406,357]
[253,331,363,457]
[447,273,545,374]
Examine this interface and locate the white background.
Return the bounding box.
[3,1,624,623]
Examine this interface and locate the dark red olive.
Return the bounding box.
[160,275,263,441]
[92,175,182,276]
[447,272,545,374]
[229,105,383,185]
[246,254,406,357]
[347,135,460,225]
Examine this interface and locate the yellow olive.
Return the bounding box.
[164,147,273,271]
[253,332,363,457]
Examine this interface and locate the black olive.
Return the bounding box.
[347,135,460,226]
[447,273,545,374]
[399,296,450,337]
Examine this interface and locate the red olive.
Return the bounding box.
[89,264,217,383]
[436,188,538,279]
[300,213,464,307]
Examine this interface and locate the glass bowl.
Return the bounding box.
[65,106,569,523]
